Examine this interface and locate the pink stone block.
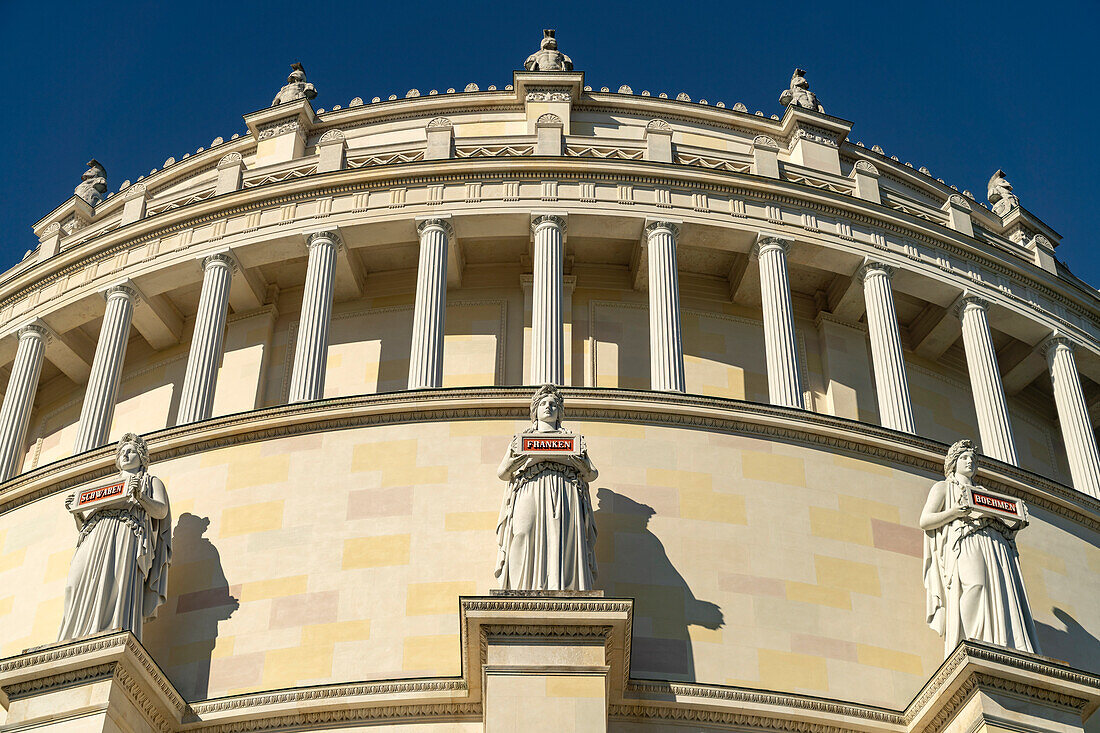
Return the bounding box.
[871,518,922,557]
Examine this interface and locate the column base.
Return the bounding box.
[0,630,186,733]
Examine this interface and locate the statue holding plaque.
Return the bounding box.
[920,439,1040,656]
[58,433,172,642]
[495,385,598,590]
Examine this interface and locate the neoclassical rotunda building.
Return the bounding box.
[0,34,1098,733]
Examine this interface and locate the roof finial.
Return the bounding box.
[524,29,573,72]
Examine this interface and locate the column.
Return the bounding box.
[1042,336,1100,497]
[176,253,235,424]
[959,296,1018,465]
[861,262,916,433]
[74,283,137,453]
[408,217,452,389]
[0,323,48,480]
[530,214,565,385]
[645,221,685,392]
[289,231,339,403]
[755,233,803,408]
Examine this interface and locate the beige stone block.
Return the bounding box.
[742,451,807,486]
[445,511,498,531]
[831,454,894,476]
[0,595,11,617]
[403,634,460,674]
[814,555,882,596]
[43,548,73,582]
[837,494,901,523]
[342,534,411,568]
[302,619,372,646]
[263,642,335,687]
[855,643,923,676]
[545,675,604,698]
[407,581,476,615]
[0,546,27,572]
[351,440,448,487]
[757,648,828,691]
[808,506,873,545]
[220,500,285,537]
[785,581,851,609]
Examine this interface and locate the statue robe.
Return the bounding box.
[496,452,597,591]
[923,477,1039,655]
[58,473,171,642]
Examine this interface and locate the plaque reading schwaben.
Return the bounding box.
[70,476,136,513]
[964,485,1026,525]
[516,432,581,457]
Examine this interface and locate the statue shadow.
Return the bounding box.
[144,513,238,700]
[593,488,723,682]
[1034,607,1100,673]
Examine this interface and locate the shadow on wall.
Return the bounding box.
[144,513,238,700]
[1035,607,1100,674]
[594,488,723,682]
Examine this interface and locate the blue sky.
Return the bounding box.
[3,0,1097,286]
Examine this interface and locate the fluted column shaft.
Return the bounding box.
[531,215,565,385]
[177,254,234,424]
[646,222,685,392]
[408,219,452,389]
[756,235,803,408]
[0,324,48,480]
[959,297,1018,465]
[74,284,137,453]
[289,232,338,403]
[1043,337,1100,497]
[861,263,916,433]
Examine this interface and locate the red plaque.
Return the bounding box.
[517,433,580,456]
[964,485,1025,524]
[70,477,134,513]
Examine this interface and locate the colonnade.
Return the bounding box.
[0,221,1099,499]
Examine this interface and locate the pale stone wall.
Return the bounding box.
[1,419,1096,707]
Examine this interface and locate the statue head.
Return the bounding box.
[287,62,307,84]
[82,159,106,181]
[529,384,564,429]
[791,69,809,88]
[944,439,977,478]
[540,29,558,51]
[116,432,150,473]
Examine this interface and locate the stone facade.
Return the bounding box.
[1,47,1098,732]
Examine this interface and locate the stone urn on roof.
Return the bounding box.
[524,29,573,72]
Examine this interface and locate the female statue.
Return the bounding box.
[921,439,1040,656]
[495,385,598,590]
[59,433,172,642]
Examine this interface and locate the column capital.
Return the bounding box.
[1039,334,1074,359]
[305,229,341,250]
[752,232,792,258]
[416,215,454,239]
[17,321,50,343]
[200,251,237,273]
[102,280,140,303]
[530,212,567,237]
[955,293,990,317]
[857,260,894,281]
[643,219,681,240]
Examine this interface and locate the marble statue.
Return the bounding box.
[74,159,107,206]
[779,68,825,113]
[987,170,1020,217]
[58,433,172,642]
[920,439,1040,656]
[495,385,597,590]
[272,62,317,106]
[524,29,573,72]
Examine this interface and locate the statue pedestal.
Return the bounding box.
[0,631,186,733]
[460,592,632,733]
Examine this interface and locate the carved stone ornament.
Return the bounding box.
[218,152,243,168]
[536,112,563,126]
[525,88,571,103]
[74,159,108,206]
[646,119,672,132]
[495,385,598,591]
[947,193,973,211]
[1030,233,1052,251]
[306,230,341,249]
[124,183,147,200]
[271,62,317,107]
[58,433,172,643]
[920,439,1040,657]
[318,129,346,144]
[854,160,880,175]
[426,117,453,129]
[789,124,838,150]
[524,29,574,72]
[257,118,302,141]
[779,68,824,113]
[987,169,1021,217]
[752,135,779,150]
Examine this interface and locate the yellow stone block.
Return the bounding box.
[0,596,12,616]
[239,575,309,602]
[343,535,411,569]
[681,488,746,524]
[856,644,923,676]
[263,643,335,687]
[211,637,235,659]
[808,507,873,546]
[647,468,711,490]
[0,547,27,573]
[302,619,372,646]
[44,548,74,582]
[406,581,476,615]
[449,421,514,437]
[785,581,851,609]
[546,675,605,698]
[758,649,828,691]
[741,451,806,486]
[226,454,290,491]
[688,625,724,644]
[837,495,901,524]
[831,454,893,477]
[403,634,460,674]
[351,440,448,487]
[445,512,498,531]
[814,555,881,596]
[220,501,285,537]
